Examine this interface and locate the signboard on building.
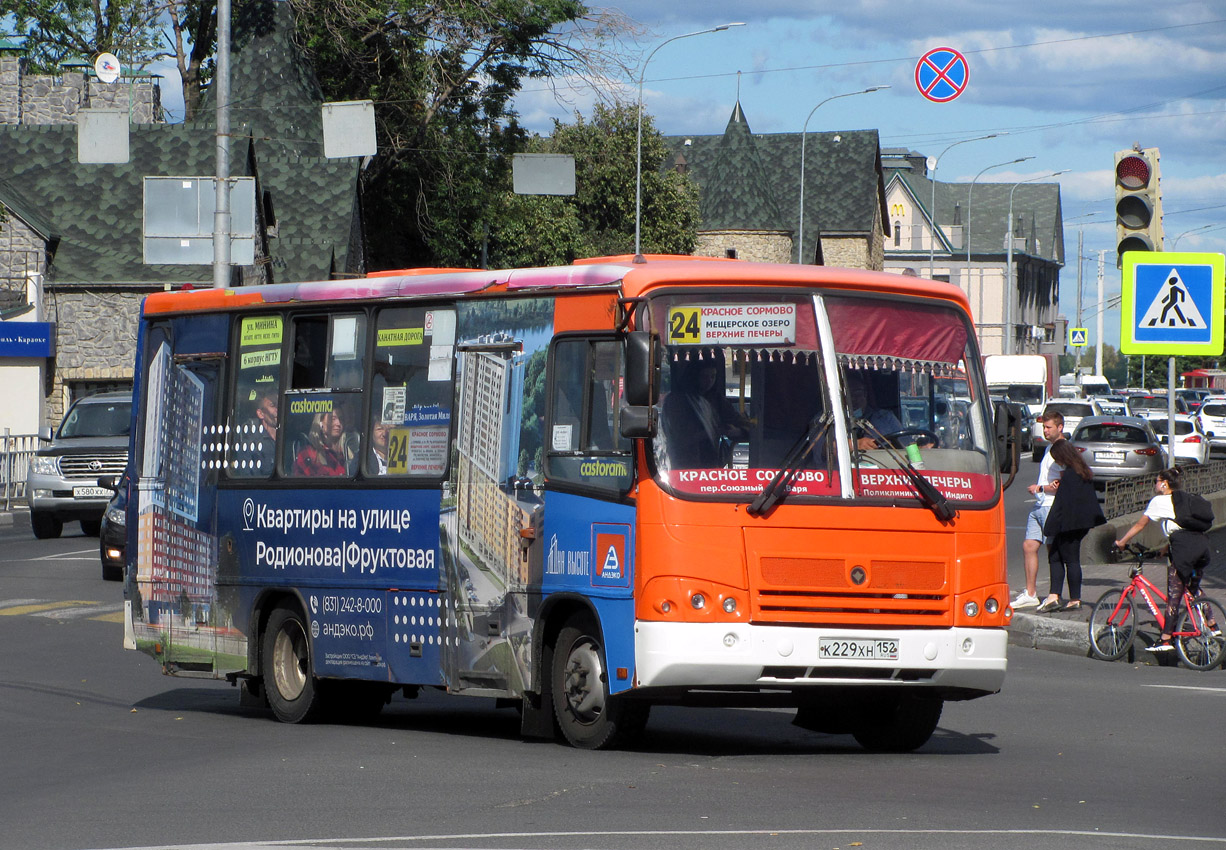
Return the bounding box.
[0,322,55,358]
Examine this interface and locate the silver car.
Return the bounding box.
[26,391,131,539]
[1069,415,1166,488]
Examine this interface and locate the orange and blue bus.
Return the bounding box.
[123,255,1016,751]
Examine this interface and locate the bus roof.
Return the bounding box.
[141,256,970,316]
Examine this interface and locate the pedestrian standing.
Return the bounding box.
[1012,410,1065,609]
[1036,439,1105,613]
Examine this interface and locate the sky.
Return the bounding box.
[508,0,1226,357]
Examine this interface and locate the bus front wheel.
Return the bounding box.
[262,606,326,723]
[551,615,648,749]
[850,694,942,752]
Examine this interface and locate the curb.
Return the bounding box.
[1008,611,1089,657]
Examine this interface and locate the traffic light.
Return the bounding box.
[1114,146,1162,268]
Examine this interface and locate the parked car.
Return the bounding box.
[1126,394,1188,418]
[1032,399,1101,462]
[1148,415,1211,466]
[1195,397,1226,455]
[25,391,131,539]
[98,471,129,581]
[1069,415,1166,488]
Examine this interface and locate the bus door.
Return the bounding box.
[132,315,229,676]
[540,336,638,696]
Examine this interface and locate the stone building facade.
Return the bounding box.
[0,48,161,125]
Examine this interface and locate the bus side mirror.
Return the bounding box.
[619,403,657,439]
[624,330,661,406]
[994,401,1022,475]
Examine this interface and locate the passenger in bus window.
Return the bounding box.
[662,359,750,468]
[369,422,391,475]
[252,387,279,472]
[293,408,352,476]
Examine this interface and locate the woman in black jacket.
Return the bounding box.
[1037,438,1105,613]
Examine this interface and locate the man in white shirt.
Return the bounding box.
[1012,411,1065,609]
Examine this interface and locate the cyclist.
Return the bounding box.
[1114,467,1216,652]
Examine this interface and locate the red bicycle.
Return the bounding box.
[1089,543,1225,670]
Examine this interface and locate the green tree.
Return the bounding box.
[287,0,637,270]
[486,103,700,268]
[7,0,215,120]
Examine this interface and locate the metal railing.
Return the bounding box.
[1,430,39,510]
[1102,459,1226,520]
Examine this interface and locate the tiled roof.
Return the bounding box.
[0,0,360,286]
[665,103,886,262]
[886,167,1064,264]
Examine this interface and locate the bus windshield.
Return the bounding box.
[649,291,996,505]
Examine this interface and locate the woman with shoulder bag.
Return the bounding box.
[1037,439,1105,613]
[1114,466,1217,652]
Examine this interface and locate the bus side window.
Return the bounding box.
[285,314,366,479]
[370,306,455,477]
[545,337,632,494]
[229,314,284,478]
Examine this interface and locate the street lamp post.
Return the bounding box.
[635,23,745,262]
[1170,224,1214,250]
[966,156,1032,328]
[1005,169,1069,353]
[796,85,889,264]
[928,133,1002,278]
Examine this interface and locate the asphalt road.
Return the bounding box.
[2,521,1226,850]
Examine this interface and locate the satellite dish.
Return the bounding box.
[94,53,121,84]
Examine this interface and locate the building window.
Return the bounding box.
[725,249,738,259]
[893,221,901,247]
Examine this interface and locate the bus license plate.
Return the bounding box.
[819,637,899,661]
[73,486,111,499]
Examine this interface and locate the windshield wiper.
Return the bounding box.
[854,418,956,523]
[748,413,831,517]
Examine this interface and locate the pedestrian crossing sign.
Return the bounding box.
[1121,251,1225,355]
[1069,328,1088,347]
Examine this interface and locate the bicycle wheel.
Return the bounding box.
[1088,588,1136,661]
[1175,597,1226,671]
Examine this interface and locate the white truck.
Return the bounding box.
[1078,374,1112,397]
[984,355,1053,453]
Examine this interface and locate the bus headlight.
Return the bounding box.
[690,593,706,610]
[964,601,980,618]
[984,597,999,614]
[722,597,737,613]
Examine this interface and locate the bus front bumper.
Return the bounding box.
[634,621,1006,700]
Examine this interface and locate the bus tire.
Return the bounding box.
[551,614,648,750]
[851,694,942,752]
[262,605,326,723]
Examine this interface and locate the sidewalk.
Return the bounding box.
[1008,501,1226,662]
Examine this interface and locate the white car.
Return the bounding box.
[1031,398,1101,462]
[1148,415,1211,465]
[1195,397,1226,456]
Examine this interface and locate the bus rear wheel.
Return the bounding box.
[551,615,648,749]
[262,605,326,723]
[850,694,942,752]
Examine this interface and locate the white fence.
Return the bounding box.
[1,431,39,510]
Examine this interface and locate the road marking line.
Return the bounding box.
[36,603,124,620]
[0,598,48,610]
[0,600,99,616]
[32,548,97,560]
[1144,684,1226,694]
[91,611,126,623]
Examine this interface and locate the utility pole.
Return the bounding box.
[1096,250,1105,376]
[1075,229,1083,375]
